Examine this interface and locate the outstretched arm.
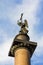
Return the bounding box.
[17,20,22,26]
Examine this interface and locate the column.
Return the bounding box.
[15,48,30,65]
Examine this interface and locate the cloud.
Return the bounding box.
[31,35,43,65]
[0,0,43,65]
[0,0,40,25]
[0,37,13,62]
[0,28,8,43]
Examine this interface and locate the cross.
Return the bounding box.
[20,13,23,23]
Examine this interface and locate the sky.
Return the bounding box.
[0,0,43,65]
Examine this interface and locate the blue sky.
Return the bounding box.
[0,0,43,65]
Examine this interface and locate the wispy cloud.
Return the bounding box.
[0,0,43,65]
[0,37,13,62]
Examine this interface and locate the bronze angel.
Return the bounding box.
[17,19,28,34]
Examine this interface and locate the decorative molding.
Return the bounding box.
[11,42,29,55]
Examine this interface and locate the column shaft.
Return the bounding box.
[14,48,30,65]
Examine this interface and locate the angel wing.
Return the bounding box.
[24,19,28,28]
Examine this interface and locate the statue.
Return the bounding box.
[17,13,28,34]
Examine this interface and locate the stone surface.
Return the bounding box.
[8,40,37,57]
[15,48,30,65]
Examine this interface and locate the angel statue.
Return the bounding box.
[17,13,28,34]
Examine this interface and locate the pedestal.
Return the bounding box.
[8,34,37,65]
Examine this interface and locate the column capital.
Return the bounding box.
[8,39,37,58]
